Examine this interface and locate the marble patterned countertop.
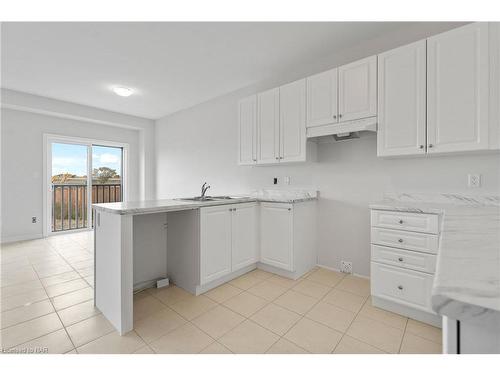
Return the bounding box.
[93,189,317,215]
[370,193,500,325]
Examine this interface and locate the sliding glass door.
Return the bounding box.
[47,136,125,234]
[51,143,89,231]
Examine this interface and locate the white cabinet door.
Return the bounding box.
[238,95,257,165]
[338,55,377,122]
[306,68,338,128]
[260,202,293,271]
[257,88,280,164]
[231,203,258,271]
[200,206,232,285]
[377,41,427,156]
[280,79,306,162]
[427,22,489,153]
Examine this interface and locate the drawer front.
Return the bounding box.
[371,210,439,234]
[371,245,436,273]
[371,227,438,254]
[371,262,434,312]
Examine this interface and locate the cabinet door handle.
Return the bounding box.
[398,238,404,243]
[399,219,404,224]
[287,208,291,211]
[398,257,404,262]
[333,115,337,119]
[419,145,424,149]
[339,114,343,118]
[428,144,434,148]
[397,285,404,290]
[275,157,279,160]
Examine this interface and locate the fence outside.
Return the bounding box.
[52,184,121,232]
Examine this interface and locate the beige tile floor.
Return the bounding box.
[1,231,442,354]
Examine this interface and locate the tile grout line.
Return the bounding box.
[398,316,409,354]
[37,239,96,352]
[3,261,77,352]
[276,276,348,353]
[32,261,79,352]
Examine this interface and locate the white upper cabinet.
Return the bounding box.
[377,40,427,157]
[427,22,490,153]
[338,56,377,122]
[306,68,338,128]
[231,203,258,271]
[238,95,257,165]
[200,205,232,285]
[279,79,307,162]
[257,88,280,164]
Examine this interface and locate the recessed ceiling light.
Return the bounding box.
[112,86,134,97]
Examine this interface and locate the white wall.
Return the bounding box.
[155,22,500,277]
[0,91,154,242]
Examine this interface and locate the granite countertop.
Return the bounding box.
[93,189,318,215]
[370,194,500,325]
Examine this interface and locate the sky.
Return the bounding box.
[52,143,122,177]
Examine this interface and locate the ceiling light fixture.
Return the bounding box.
[112,86,134,97]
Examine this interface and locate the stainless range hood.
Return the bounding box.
[306,116,377,140]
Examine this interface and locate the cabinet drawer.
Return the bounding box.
[371,227,438,254]
[371,245,436,273]
[371,210,439,234]
[371,262,434,312]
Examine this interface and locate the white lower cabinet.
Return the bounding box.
[200,205,233,285]
[231,202,258,271]
[260,201,317,278]
[260,202,294,271]
[370,208,441,327]
[200,202,258,285]
[371,262,434,311]
[184,200,317,293]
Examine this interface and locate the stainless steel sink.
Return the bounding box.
[176,196,237,202]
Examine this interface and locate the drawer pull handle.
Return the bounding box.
[398,219,404,224]
[398,257,404,262]
[397,285,404,290]
[398,238,404,243]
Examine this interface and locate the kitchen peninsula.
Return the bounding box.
[93,190,317,334]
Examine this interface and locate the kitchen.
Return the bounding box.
[1,11,499,368]
[92,21,500,353]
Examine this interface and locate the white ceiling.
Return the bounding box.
[1,22,455,119]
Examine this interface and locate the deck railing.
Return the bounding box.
[52,184,121,232]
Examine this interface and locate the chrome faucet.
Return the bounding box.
[200,182,211,199]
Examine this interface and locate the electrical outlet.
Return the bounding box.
[340,261,353,274]
[273,177,278,185]
[32,217,37,224]
[468,174,481,188]
[284,176,291,185]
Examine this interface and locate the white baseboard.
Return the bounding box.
[316,263,370,280]
[1,233,44,244]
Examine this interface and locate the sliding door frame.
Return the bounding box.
[43,133,129,237]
